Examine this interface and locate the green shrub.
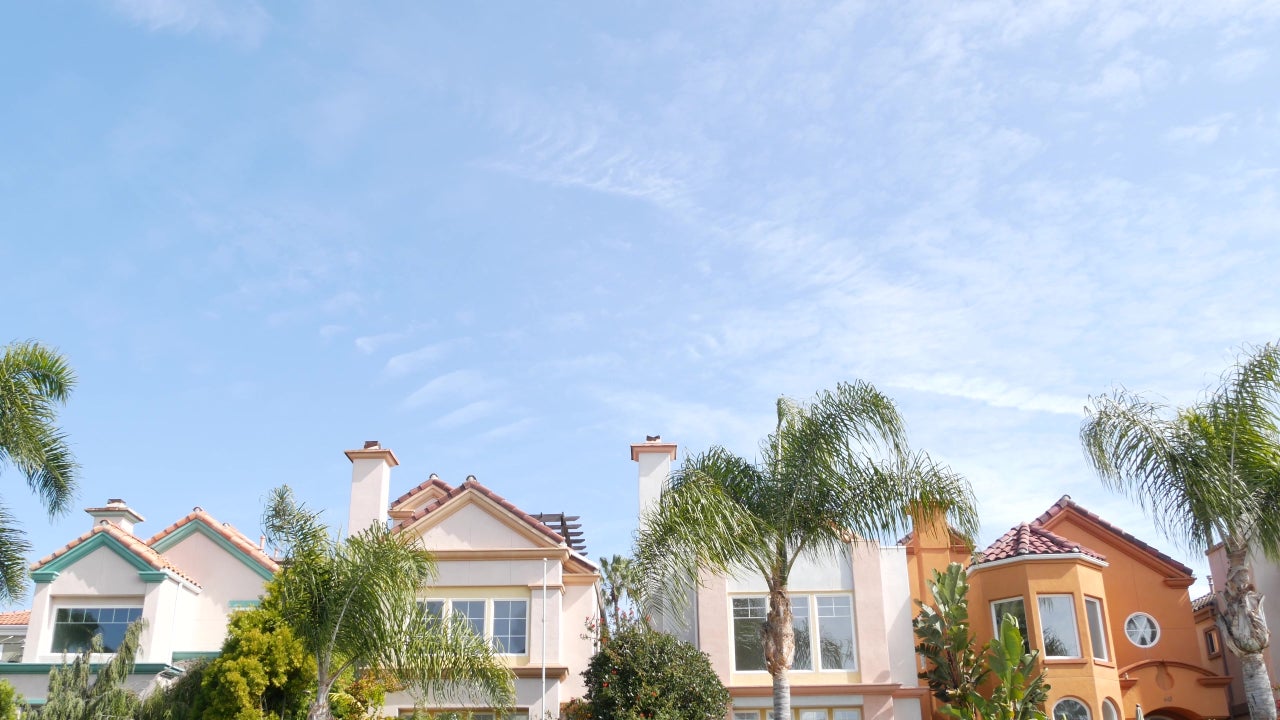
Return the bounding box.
[581,621,728,720]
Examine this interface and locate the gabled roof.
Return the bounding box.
[146,508,279,575]
[975,522,1107,566]
[393,478,568,547]
[1192,593,1216,613]
[391,475,455,511]
[0,610,29,627]
[1033,495,1193,576]
[31,523,202,587]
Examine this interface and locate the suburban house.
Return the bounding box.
[344,442,601,719]
[631,437,928,720]
[905,496,1231,720]
[0,499,277,703]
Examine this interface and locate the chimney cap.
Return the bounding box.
[630,437,677,462]
[344,443,400,466]
[363,440,380,449]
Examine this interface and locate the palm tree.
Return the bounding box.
[598,554,643,632]
[263,486,514,720]
[0,341,78,600]
[1081,343,1280,720]
[634,381,979,720]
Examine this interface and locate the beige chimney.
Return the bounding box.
[85,499,145,535]
[631,435,677,519]
[345,441,399,536]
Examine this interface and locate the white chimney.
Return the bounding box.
[631,435,677,519]
[85,499,145,535]
[345,441,399,535]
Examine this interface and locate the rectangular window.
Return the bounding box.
[991,598,1029,654]
[52,607,143,653]
[792,599,812,671]
[492,600,528,654]
[734,712,760,720]
[799,711,828,720]
[1205,628,1221,657]
[419,600,445,621]
[0,635,23,662]
[1037,595,1082,658]
[450,600,486,638]
[816,596,857,670]
[1084,597,1108,661]
[834,710,862,720]
[732,597,767,671]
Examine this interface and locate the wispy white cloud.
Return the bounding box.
[888,374,1085,416]
[384,340,461,378]
[106,0,270,45]
[1165,114,1233,145]
[355,331,408,355]
[1212,47,1269,82]
[403,370,493,409]
[434,400,499,429]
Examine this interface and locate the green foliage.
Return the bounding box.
[39,619,145,720]
[582,621,729,720]
[914,564,1048,720]
[0,340,79,600]
[635,382,978,720]
[263,485,514,720]
[599,555,643,636]
[0,679,24,720]
[195,603,316,720]
[136,659,209,720]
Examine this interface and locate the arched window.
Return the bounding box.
[1101,698,1119,720]
[1052,698,1091,720]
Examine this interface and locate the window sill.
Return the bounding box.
[1042,657,1088,666]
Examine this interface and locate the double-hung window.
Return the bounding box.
[1084,597,1108,661]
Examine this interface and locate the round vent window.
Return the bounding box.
[1124,612,1160,647]
[1053,698,1091,720]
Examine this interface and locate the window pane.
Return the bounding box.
[1038,595,1082,658]
[816,596,856,670]
[734,713,760,720]
[51,606,141,653]
[1053,699,1090,720]
[1085,598,1108,661]
[792,598,812,671]
[493,600,527,654]
[799,711,827,720]
[1101,700,1118,720]
[732,597,767,671]
[834,710,861,720]
[451,600,486,637]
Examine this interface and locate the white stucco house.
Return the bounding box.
[0,499,277,703]
[344,441,601,719]
[631,436,926,720]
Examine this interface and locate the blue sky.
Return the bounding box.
[4,1,1280,606]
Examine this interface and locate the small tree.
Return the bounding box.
[914,564,1049,720]
[582,619,729,720]
[195,602,316,720]
[40,619,146,720]
[0,679,23,720]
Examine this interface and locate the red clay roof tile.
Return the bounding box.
[145,508,279,573]
[392,478,567,546]
[1033,495,1193,576]
[976,522,1107,565]
[0,610,29,626]
[31,523,203,588]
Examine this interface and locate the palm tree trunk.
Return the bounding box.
[1217,543,1276,720]
[763,585,794,720]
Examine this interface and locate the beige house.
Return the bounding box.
[344,442,601,718]
[1,500,277,704]
[631,437,926,720]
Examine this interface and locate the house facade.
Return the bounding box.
[344,442,601,719]
[631,437,927,720]
[1,500,277,703]
[906,496,1230,720]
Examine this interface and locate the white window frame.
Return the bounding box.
[1124,612,1160,648]
[1052,698,1091,720]
[730,596,769,673]
[730,594,858,673]
[1084,597,1108,661]
[417,598,530,656]
[1037,594,1082,659]
[49,605,144,655]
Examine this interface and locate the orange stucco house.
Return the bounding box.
[905,496,1230,720]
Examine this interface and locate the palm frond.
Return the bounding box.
[0,503,31,601]
[0,341,79,519]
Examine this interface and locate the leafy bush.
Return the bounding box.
[581,621,728,720]
[194,602,316,720]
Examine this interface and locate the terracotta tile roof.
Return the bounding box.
[146,508,279,573]
[391,476,455,509]
[1192,593,1216,612]
[1033,495,1193,576]
[0,610,29,626]
[393,478,568,546]
[975,522,1107,566]
[31,523,202,588]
